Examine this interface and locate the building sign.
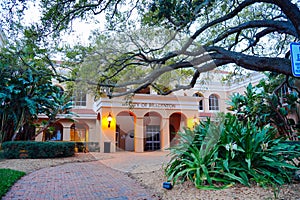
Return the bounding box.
[122,102,176,109]
[290,42,300,77]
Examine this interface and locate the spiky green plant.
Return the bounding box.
[165,113,300,189]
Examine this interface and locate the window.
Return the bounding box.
[145,125,160,151]
[72,90,87,107]
[209,94,219,110]
[70,123,87,142]
[193,93,204,111]
[43,123,63,141]
[199,100,203,111]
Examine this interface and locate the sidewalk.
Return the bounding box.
[92,151,170,173]
[3,151,170,200]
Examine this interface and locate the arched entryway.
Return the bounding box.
[144,112,162,151]
[169,113,187,147]
[116,111,136,151]
[70,123,88,142]
[43,122,63,141]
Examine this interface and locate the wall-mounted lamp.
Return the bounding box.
[107,113,112,128]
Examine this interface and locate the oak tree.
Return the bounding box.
[2,0,300,97]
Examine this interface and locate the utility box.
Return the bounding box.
[104,142,111,153]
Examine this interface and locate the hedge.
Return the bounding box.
[2,141,75,159]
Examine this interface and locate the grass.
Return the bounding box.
[0,168,26,198]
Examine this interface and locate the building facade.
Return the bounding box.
[36,71,265,153]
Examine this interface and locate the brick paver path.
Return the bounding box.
[3,161,156,200]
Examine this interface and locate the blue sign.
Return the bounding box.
[290,42,300,77]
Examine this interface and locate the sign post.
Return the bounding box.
[290,42,300,77]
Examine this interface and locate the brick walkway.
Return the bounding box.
[3,161,157,200]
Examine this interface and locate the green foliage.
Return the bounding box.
[0,150,4,160]
[165,113,300,189]
[0,168,26,198]
[228,74,299,140]
[0,43,73,144]
[2,141,75,159]
[143,0,216,30]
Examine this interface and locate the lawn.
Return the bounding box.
[0,168,26,198]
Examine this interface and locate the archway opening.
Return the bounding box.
[169,113,187,147]
[43,122,63,141]
[70,123,88,142]
[116,111,135,151]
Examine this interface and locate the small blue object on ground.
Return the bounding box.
[163,182,172,190]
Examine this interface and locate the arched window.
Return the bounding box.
[43,122,63,141]
[193,93,204,111]
[70,123,87,142]
[209,94,219,110]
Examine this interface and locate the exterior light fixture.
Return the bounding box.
[107,113,112,128]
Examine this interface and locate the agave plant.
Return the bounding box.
[165,113,300,189]
[166,118,232,189]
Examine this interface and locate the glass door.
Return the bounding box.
[145,125,160,151]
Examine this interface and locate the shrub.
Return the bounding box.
[0,168,26,198]
[2,141,75,159]
[0,150,4,160]
[74,142,100,152]
[165,113,300,189]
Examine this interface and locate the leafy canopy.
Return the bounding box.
[1,0,300,97]
[0,32,73,144]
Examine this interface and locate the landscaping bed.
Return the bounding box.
[1,152,299,199]
[132,169,300,200]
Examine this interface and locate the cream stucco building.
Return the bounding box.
[36,71,265,153]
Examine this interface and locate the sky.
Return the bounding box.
[23,1,105,46]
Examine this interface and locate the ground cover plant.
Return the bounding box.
[165,114,300,190]
[0,168,25,198]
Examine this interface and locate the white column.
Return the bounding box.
[63,127,70,141]
[135,117,144,153]
[161,118,170,151]
[95,118,101,152]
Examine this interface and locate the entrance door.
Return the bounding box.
[116,125,120,150]
[145,125,160,151]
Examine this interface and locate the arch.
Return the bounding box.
[43,122,63,141]
[116,111,136,151]
[143,111,162,126]
[169,112,187,147]
[143,112,162,151]
[193,92,204,111]
[70,122,88,142]
[193,92,203,97]
[209,94,219,110]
